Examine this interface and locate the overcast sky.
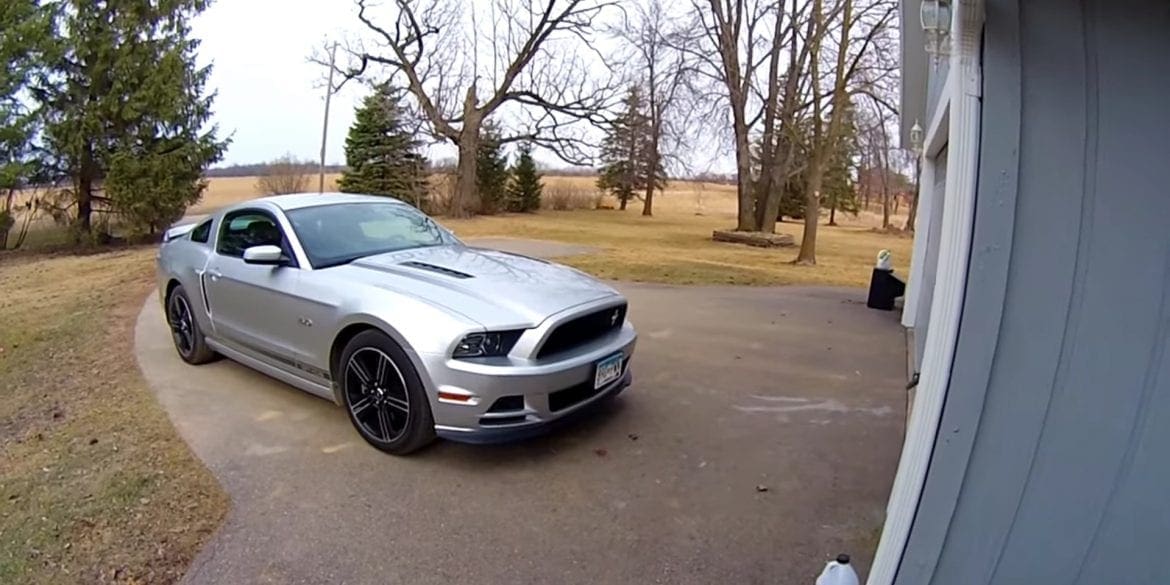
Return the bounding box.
[193,0,367,167]
[192,0,735,172]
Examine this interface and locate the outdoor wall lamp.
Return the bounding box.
[920,0,952,64]
[910,121,924,156]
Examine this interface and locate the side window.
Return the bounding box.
[190,219,212,244]
[216,211,284,258]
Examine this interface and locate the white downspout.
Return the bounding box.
[865,1,984,584]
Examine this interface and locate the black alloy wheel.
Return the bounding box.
[339,330,435,454]
[166,285,216,364]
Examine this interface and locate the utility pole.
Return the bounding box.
[318,42,338,193]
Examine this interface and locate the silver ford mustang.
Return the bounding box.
[156,193,636,454]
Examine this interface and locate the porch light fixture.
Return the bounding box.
[910,121,924,156]
[920,0,952,64]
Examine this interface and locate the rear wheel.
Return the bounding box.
[339,330,436,455]
[166,285,216,365]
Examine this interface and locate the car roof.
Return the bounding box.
[240,192,410,212]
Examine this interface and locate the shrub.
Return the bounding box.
[543,185,598,211]
[255,154,313,195]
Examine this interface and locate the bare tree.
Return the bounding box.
[753,0,816,234]
[337,0,614,217]
[608,0,687,217]
[794,0,896,263]
[256,154,314,195]
[681,0,780,231]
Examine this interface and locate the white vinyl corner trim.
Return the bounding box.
[867,2,984,585]
[901,159,937,329]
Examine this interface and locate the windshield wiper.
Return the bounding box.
[316,256,363,269]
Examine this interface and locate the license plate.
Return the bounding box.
[594,353,624,389]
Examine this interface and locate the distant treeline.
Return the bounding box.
[207,160,606,179]
[204,163,348,178]
[203,160,728,182]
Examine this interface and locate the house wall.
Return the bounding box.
[895,1,1170,584]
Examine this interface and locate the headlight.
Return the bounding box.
[452,330,524,358]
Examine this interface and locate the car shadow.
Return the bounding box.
[418,395,632,468]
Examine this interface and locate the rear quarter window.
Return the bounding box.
[190,219,212,244]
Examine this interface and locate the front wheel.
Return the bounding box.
[338,330,436,455]
[166,285,216,365]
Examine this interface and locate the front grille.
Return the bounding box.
[548,358,629,412]
[537,303,627,358]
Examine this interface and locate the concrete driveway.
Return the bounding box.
[135,257,906,584]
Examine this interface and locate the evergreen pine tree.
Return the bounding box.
[39,0,228,238]
[506,142,542,212]
[1,0,54,248]
[475,120,509,214]
[597,86,652,210]
[823,139,859,225]
[337,84,428,208]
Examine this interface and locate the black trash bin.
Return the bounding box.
[866,268,906,311]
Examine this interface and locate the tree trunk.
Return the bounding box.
[880,167,891,229]
[829,197,838,226]
[752,165,774,230]
[760,139,795,234]
[795,169,822,264]
[642,154,655,217]
[76,145,94,238]
[862,177,870,209]
[732,109,754,231]
[77,175,93,235]
[452,135,479,218]
[450,88,481,219]
[620,192,628,210]
[905,158,921,231]
[0,189,13,250]
[878,108,892,229]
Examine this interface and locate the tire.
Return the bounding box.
[166,285,217,365]
[338,330,436,455]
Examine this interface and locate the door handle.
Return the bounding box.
[207,270,222,281]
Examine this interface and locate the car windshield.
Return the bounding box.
[286,201,455,268]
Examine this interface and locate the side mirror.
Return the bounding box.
[242,245,287,266]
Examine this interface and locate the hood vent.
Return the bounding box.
[399,261,473,279]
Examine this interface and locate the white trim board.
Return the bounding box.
[901,149,940,329]
[903,71,953,330]
[866,1,985,584]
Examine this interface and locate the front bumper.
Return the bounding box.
[418,322,637,444]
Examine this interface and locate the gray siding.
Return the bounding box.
[896,1,1170,584]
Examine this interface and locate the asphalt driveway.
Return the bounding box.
[135,259,906,584]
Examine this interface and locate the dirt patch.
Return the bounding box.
[0,248,226,584]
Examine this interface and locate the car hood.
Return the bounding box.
[335,245,619,328]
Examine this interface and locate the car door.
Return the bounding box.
[204,208,316,375]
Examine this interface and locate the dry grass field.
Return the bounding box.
[0,249,227,583]
[194,174,913,288]
[14,175,912,288]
